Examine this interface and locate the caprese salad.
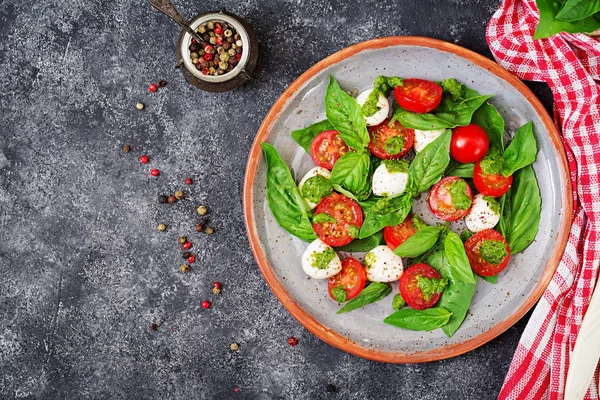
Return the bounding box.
[262,75,541,336]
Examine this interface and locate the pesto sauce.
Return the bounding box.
[311,247,336,270]
[479,240,508,265]
[448,179,472,210]
[313,213,336,224]
[480,146,504,175]
[416,275,448,301]
[347,225,359,239]
[361,76,404,117]
[384,136,406,156]
[483,196,500,215]
[411,214,428,231]
[383,159,409,174]
[302,174,332,203]
[364,252,378,269]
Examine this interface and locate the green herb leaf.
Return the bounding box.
[443,230,477,284]
[337,282,392,314]
[534,0,600,38]
[502,121,537,177]
[330,152,372,201]
[393,226,443,258]
[460,230,474,242]
[440,78,464,101]
[261,143,317,241]
[472,102,505,151]
[325,76,370,151]
[556,0,600,22]
[498,192,510,238]
[290,119,335,154]
[359,193,413,239]
[347,225,359,239]
[392,293,406,310]
[408,129,452,193]
[384,307,452,331]
[445,161,474,178]
[479,274,498,284]
[332,286,347,302]
[336,230,384,252]
[499,165,541,253]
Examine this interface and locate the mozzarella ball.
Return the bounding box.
[364,245,404,282]
[298,167,332,209]
[413,128,446,153]
[301,238,342,279]
[356,88,389,126]
[372,163,409,197]
[465,194,501,232]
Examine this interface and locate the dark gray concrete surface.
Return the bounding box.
[0,0,554,399]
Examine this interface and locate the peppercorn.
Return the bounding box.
[326,384,337,393]
[216,36,223,45]
[207,21,214,29]
[222,42,230,50]
[205,227,214,235]
[158,80,167,88]
[226,36,234,44]
[201,68,209,75]
[287,337,298,346]
[174,190,184,200]
[204,53,213,61]
[168,195,177,204]
[220,53,230,62]
[189,44,199,52]
[213,287,221,295]
[195,224,203,232]
[219,61,228,70]
[214,27,223,35]
[224,29,233,37]
[182,241,192,250]
[213,282,221,290]
[234,33,241,40]
[191,38,197,45]
[192,58,199,65]
[202,33,210,41]
[122,144,130,153]
[217,47,225,55]
[228,48,236,56]
[197,205,208,215]
[150,169,160,177]
[201,300,210,309]
[178,236,187,244]
[190,52,199,59]
[158,195,168,204]
[136,102,144,110]
[236,53,242,61]
[226,64,234,72]
[234,388,239,393]
[149,83,157,92]
[140,155,149,164]
[230,343,239,351]
[180,264,191,273]
[182,251,191,259]
[185,177,193,185]
[187,254,195,263]
[209,37,216,45]
[198,25,206,33]
[157,223,166,232]
[151,323,158,331]
[209,67,216,75]
[198,216,208,225]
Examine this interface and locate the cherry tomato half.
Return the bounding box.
[327,258,367,301]
[428,176,473,221]
[450,124,489,163]
[394,78,443,114]
[399,263,445,310]
[310,130,349,170]
[368,118,415,159]
[313,193,363,247]
[473,161,513,197]
[464,229,511,276]
[383,214,418,251]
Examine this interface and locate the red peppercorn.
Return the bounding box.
[201,300,210,309]
[204,45,214,53]
[191,38,197,44]
[204,53,213,61]
[187,254,195,263]
[213,282,221,290]
[214,27,223,35]
[183,241,192,250]
[150,169,160,177]
[234,388,239,393]
[216,36,223,45]
[201,68,209,75]
[185,177,193,185]
[236,53,242,61]
[215,22,222,29]
[149,83,157,92]
[287,337,298,346]
[140,155,149,164]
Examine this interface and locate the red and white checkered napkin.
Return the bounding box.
[487,0,600,399]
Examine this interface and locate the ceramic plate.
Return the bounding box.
[243,37,572,363]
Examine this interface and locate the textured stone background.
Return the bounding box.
[0,0,553,399]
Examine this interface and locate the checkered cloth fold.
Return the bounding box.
[486,0,600,399]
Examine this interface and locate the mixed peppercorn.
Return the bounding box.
[189,20,243,76]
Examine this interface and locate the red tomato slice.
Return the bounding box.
[464,229,511,276]
[383,214,418,251]
[313,193,363,247]
[450,124,490,163]
[399,263,445,310]
[393,78,443,114]
[428,176,473,221]
[310,130,349,170]
[368,118,414,159]
[327,258,367,301]
[473,161,513,197]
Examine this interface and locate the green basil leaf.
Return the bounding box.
[384,307,452,331]
[392,293,406,310]
[502,121,537,177]
[332,286,347,302]
[359,193,413,239]
[460,229,475,242]
[472,102,505,151]
[498,192,510,238]
[445,160,474,178]
[393,226,443,258]
[330,152,371,201]
[290,119,335,154]
[479,274,498,284]
[426,248,476,337]
[337,282,392,314]
[261,143,317,241]
[556,0,600,22]
[336,230,384,252]
[325,76,369,151]
[501,165,541,253]
[534,0,600,38]
[408,129,452,193]
[443,230,477,284]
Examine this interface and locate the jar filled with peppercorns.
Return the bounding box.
[177,11,258,92]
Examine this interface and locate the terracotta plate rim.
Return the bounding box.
[243,36,573,363]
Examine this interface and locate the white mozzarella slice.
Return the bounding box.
[413,129,446,153]
[464,194,501,232]
[364,245,404,282]
[356,88,389,126]
[301,238,342,279]
[298,167,332,209]
[372,163,409,197]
